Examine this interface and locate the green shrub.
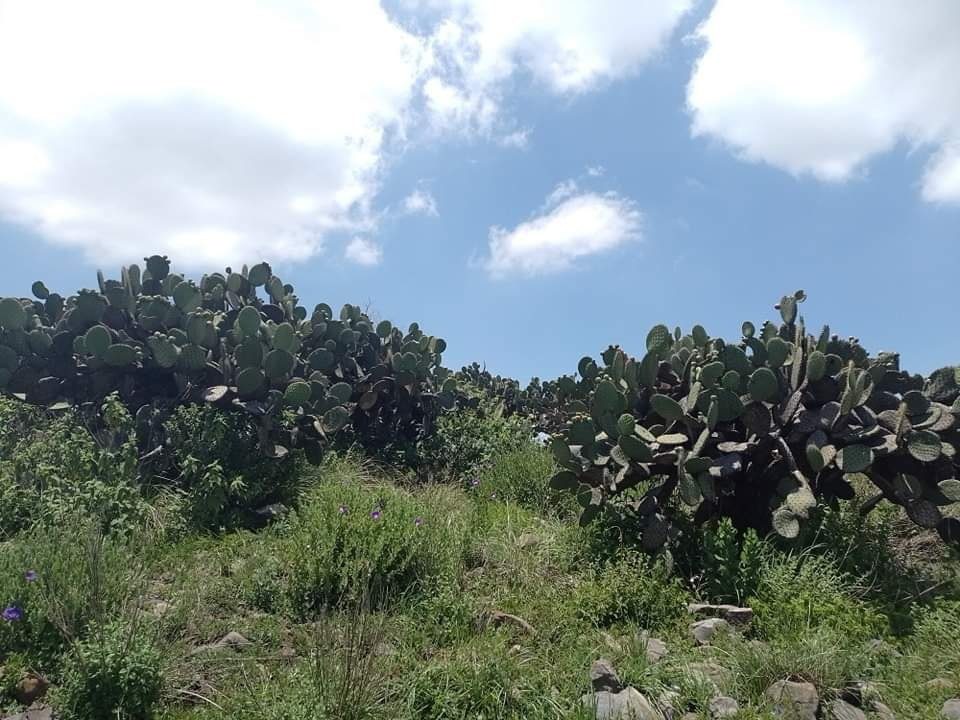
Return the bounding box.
[56,620,162,720]
[572,551,688,629]
[0,396,148,538]
[747,553,885,641]
[418,399,531,481]
[479,446,576,517]
[680,518,766,604]
[0,522,141,670]
[163,404,299,529]
[284,473,461,618]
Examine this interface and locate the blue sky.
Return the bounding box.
[0,1,958,382]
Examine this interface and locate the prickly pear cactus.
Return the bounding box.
[0,256,456,464]
[548,291,960,550]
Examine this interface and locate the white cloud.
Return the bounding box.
[0,0,423,267]
[482,186,641,278]
[402,188,439,216]
[544,179,579,207]
[344,237,383,266]
[586,165,605,177]
[0,1,693,266]
[688,0,960,202]
[418,0,692,133]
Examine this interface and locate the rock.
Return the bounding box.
[866,638,901,658]
[691,618,730,645]
[486,610,536,636]
[871,701,896,720]
[517,533,541,549]
[590,659,624,693]
[687,662,731,688]
[709,696,740,718]
[581,688,661,720]
[191,631,252,655]
[943,699,960,720]
[928,679,955,691]
[688,603,754,627]
[765,680,819,720]
[827,699,866,720]
[643,637,668,664]
[656,687,681,717]
[2,707,54,720]
[839,681,878,708]
[13,674,49,705]
[253,503,288,523]
[279,645,297,661]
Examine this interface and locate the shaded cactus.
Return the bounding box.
[0,257,452,465]
[547,292,960,550]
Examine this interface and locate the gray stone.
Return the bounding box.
[765,680,819,720]
[688,603,754,627]
[871,701,896,720]
[581,688,661,720]
[253,503,288,521]
[839,680,878,708]
[642,636,668,664]
[828,699,866,720]
[687,662,731,688]
[709,695,740,718]
[691,617,730,645]
[590,659,624,693]
[943,699,960,720]
[191,631,252,655]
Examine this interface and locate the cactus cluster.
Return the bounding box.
[0,256,455,464]
[548,292,960,549]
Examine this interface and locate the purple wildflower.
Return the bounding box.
[370,509,382,521]
[2,605,23,623]
[24,570,38,583]
[414,517,424,527]
[470,478,480,488]
[338,505,349,515]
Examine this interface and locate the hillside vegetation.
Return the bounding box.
[1,258,958,720]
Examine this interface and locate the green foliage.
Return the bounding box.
[0,522,141,670]
[546,291,960,552]
[479,445,575,517]
[0,257,454,470]
[0,395,149,538]
[163,404,298,528]
[56,620,162,720]
[418,398,531,480]
[747,553,885,641]
[683,518,766,604]
[283,468,462,617]
[572,551,688,628]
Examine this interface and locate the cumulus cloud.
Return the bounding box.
[344,237,383,266]
[417,0,692,133]
[0,1,693,266]
[687,0,960,202]
[402,188,439,216]
[0,0,424,267]
[482,184,641,278]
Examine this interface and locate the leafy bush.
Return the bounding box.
[572,551,688,628]
[283,470,462,617]
[747,553,885,641]
[163,404,298,528]
[418,398,530,480]
[57,620,162,720]
[0,396,149,537]
[678,518,766,604]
